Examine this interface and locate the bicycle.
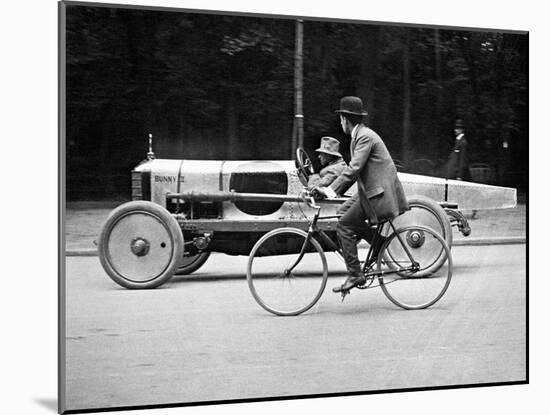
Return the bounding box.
[246,193,453,316]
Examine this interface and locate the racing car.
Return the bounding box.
[97,141,516,289]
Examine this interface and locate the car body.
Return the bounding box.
[133,157,515,222]
[98,153,516,289]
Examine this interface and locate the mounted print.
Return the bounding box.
[59,1,528,413]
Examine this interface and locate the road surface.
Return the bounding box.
[62,244,526,411]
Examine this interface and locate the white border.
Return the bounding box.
[2,0,544,414]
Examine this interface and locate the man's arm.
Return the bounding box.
[329,133,373,195]
[315,169,340,188]
[307,173,322,190]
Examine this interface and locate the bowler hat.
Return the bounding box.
[315,136,342,158]
[335,96,368,116]
[455,119,465,129]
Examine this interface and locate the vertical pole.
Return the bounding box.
[292,19,304,157]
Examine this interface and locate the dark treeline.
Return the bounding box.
[65,5,528,200]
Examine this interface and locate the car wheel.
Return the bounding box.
[175,251,211,275]
[98,201,184,289]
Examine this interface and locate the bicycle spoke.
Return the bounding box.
[247,228,328,316]
[379,226,452,309]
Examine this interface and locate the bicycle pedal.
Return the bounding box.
[341,290,350,302]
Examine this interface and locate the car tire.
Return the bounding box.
[175,251,211,275]
[98,201,184,289]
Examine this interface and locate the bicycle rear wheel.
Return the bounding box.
[378,225,452,310]
[382,195,452,276]
[247,228,328,316]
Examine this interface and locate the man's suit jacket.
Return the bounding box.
[307,158,347,189]
[329,124,409,224]
[446,135,469,180]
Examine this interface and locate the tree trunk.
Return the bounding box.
[434,29,444,159]
[402,31,411,166]
[357,27,380,123]
[459,35,484,134]
[226,92,238,159]
[493,35,507,184]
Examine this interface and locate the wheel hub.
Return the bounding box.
[130,237,150,257]
[406,230,425,248]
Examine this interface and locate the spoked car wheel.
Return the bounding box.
[378,225,452,310]
[247,228,328,316]
[98,201,184,289]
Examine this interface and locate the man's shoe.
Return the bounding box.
[332,274,366,293]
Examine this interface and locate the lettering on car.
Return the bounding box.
[154,175,181,183]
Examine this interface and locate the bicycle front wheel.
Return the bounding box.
[378,226,452,310]
[247,228,328,316]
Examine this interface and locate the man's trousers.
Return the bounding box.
[336,193,377,275]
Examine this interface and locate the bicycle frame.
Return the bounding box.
[287,204,420,279]
[246,196,453,314]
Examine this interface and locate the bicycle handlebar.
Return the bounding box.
[300,190,321,210]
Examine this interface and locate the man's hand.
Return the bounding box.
[315,186,337,199]
[309,187,322,198]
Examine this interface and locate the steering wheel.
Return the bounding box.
[296,147,315,183]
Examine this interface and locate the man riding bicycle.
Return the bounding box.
[315,96,409,293]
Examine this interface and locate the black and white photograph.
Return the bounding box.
[57,1,530,412]
[4,0,547,414]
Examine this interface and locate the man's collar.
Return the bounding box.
[456,133,464,140]
[351,124,361,139]
[327,157,344,166]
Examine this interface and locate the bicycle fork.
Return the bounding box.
[284,230,314,276]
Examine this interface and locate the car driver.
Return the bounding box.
[307,136,347,191]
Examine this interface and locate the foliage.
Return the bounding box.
[65,5,527,199]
